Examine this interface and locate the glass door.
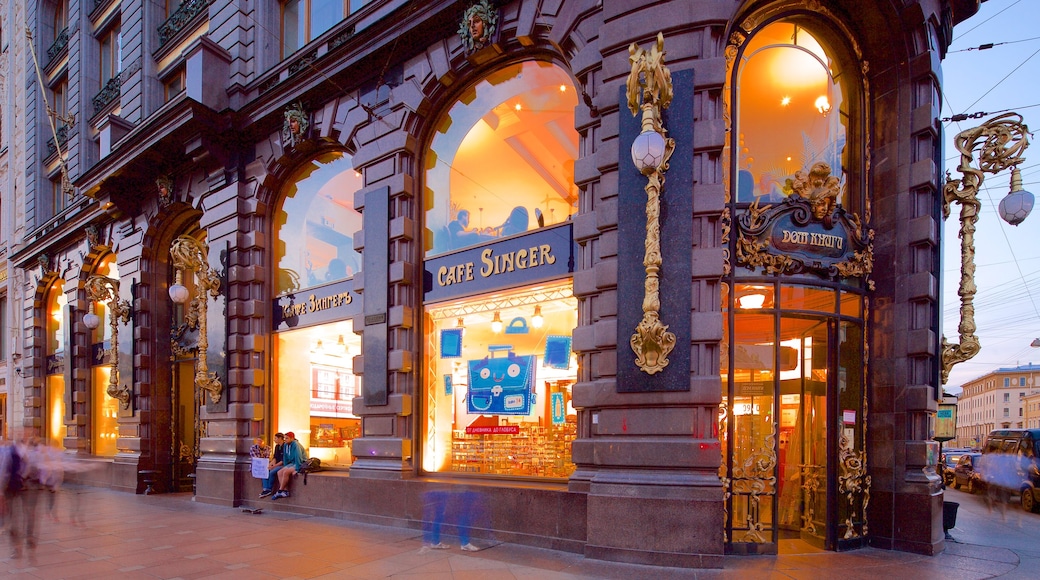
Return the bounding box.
[724,283,867,553]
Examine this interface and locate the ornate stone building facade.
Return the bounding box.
[4,0,981,567]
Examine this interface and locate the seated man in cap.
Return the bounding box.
[272,431,307,499]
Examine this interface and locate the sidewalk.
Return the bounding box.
[0,485,1025,579]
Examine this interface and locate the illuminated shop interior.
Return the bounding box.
[735,23,848,204]
[423,281,578,478]
[275,320,360,467]
[46,282,67,447]
[424,60,579,258]
[91,255,120,456]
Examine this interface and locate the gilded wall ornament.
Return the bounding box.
[85,275,132,409]
[282,103,309,149]
[626,32,676,376]
[170,235,224,405]
[837,423,871,539]
[941,113,1030,384]
[458,0,498,53]
[734,162,874,285]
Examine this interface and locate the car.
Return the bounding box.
[941,447,972,486]
[952,453,985,494]
[982,429,1040,513]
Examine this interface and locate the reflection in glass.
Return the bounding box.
[735,23,847,204]
[274,152,362,295]
[424,61,578,257]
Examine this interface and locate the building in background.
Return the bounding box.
[955,363,1040,447]
[0,0,985,566]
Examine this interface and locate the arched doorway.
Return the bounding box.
[722,14,871,554]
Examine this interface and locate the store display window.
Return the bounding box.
[423,281,577,478]
[272,150,363,468]
[90,255,119,456]
[421,59,580,479]
[275,320,360,467]
[45,281,67,447]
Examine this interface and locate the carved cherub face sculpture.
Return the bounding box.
[792,162,840,221]
[469,13,486,44]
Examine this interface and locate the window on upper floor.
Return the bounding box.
[1021,377,1027,386]
[1005,393,1010,403]
[100,23,122,87]
[163,66,185,102]
[51,176,68,215]
[1005,378,1010,387]
[281,0,373,58]
[54,0,68,34]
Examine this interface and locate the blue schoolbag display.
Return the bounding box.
[467,348,535,416]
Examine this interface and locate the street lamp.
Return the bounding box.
[941,113,1032,384]
[84,275,132,409]
[169,235,224,404]
[626,32,676,376]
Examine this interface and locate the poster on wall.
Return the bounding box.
[310,365,357,418]
[467,349,535,415]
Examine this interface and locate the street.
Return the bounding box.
[0,485,1032,579]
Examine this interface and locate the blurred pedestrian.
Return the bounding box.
[1,437,43,559]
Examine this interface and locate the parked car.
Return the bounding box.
[941,447,972,486]
[982,429,1040,513]
[952,453,985,494]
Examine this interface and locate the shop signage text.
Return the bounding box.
[273,279,362,331]
[465,425,520,435]
[424,223,574,302]
[281,290,353,319]
[436,244,557,287]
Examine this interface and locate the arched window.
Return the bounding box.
[45,281,67,447]
[734,21,861,214]
[273,152,363,295]
[90,255,119,456]
[272,151,363,468]
[421,60,580,479]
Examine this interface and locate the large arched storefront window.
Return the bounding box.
[723,17,869,554]
[422,60,579,478]
[272,152,363,468]
[45,281,68,447]
[90,255,119,456]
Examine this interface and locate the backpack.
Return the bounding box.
[300,457,321,485]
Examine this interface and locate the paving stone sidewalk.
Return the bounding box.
[0,486,1022,579]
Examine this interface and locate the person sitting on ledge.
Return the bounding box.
[272,431,307,500]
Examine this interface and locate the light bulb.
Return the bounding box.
[532,306,543,328]
[491,311,503,333]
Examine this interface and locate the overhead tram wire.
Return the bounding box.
[947,35,1040,54]
[954,0,1024,38]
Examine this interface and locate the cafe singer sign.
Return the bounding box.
[735,193,874,284]
[424,223,574,302]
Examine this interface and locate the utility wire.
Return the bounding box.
[954,0,1023,38]
[947,35,1040,54]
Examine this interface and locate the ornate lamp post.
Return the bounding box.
[169,235,223,404]
[941,112,1033,384]
[83,275,132,409]
[626,32,676,375]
